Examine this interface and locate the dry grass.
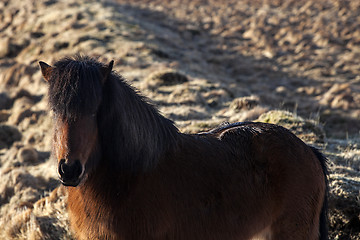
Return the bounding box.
[1,187,73,240]
[0,0,359,239]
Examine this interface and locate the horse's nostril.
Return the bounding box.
[58,159,83,183]
[58,159,66,177]
[73,160,83,178]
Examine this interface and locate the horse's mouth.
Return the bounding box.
[59,178,81,187]
[59,173,88,187]
[61,170,89,187]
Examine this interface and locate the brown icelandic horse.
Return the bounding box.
[39,56,328,240]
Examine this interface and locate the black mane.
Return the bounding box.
[48,56,179,173]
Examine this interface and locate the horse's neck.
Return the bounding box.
[114,79,179,152]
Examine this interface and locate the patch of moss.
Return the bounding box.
[256,110,325,144]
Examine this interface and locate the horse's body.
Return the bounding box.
[40,56,328,240]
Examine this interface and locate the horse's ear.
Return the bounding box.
[101,60,114,84]
[39,61,53,82]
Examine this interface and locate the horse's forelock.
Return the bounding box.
[48,57,104,121]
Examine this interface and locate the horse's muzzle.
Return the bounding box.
[58,159,83,187]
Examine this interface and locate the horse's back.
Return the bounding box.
[202,122,327,240]
[212,122,325,202]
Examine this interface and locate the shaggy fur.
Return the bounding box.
[47,56,104,121]
[40,56,328,240]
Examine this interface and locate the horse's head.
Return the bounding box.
[39,57,113,187]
